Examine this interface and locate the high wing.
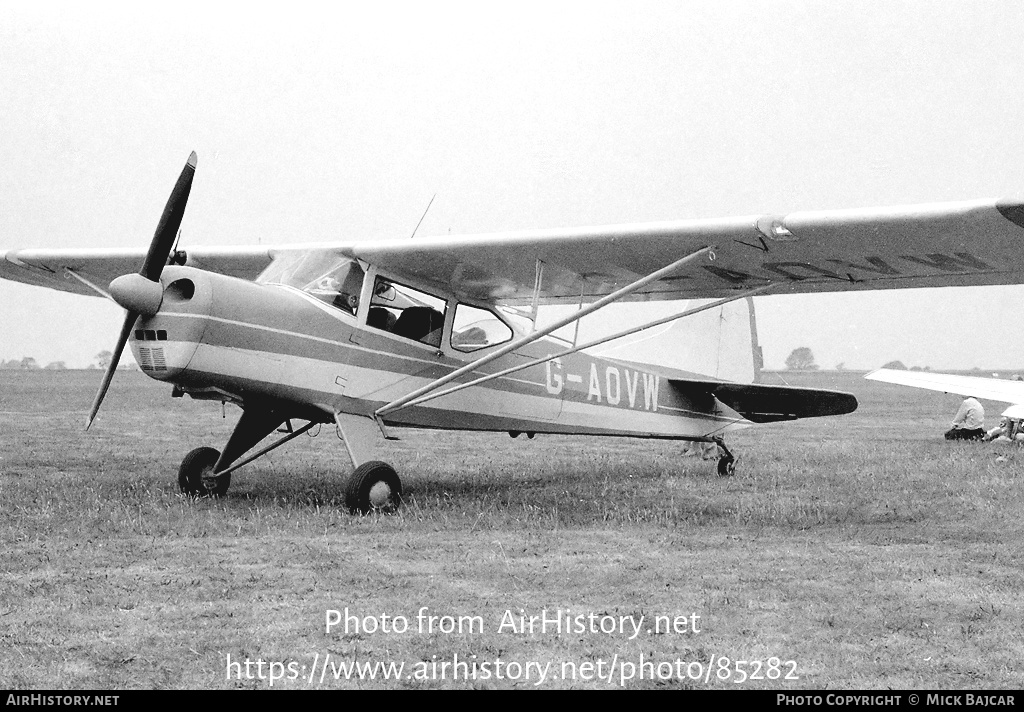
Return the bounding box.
[0,246,273,298]
[3,197,1024,302]
[865,369,1024,419]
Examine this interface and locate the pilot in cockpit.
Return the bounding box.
[307,263,363,315]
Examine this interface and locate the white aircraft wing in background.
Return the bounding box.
[865,369,1024,419]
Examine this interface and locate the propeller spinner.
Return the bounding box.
[85,152,197,429]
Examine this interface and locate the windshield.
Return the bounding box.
[257,251,365,315]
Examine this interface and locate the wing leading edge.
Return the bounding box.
[351,197,1024,303]
[0,246,274,298]
[4,197,1024,303]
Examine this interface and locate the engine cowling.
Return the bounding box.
[128,266,211,380]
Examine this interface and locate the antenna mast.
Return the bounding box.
[409,193,437,239]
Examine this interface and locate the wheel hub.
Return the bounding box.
[368,481,393,508]
[200,465,219,493]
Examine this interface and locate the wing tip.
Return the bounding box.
[187,151,198,169]
[996,199,1024,229]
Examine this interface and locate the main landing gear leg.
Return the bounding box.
[177,406,305,497]
[334,412,401,515]
[714,437,736,477]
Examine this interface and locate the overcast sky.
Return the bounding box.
[2,1,1023,371]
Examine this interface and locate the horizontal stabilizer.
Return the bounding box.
[669,378,858,423]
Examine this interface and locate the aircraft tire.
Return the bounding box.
[178,446,230,497]
[717,455,736,477]
[346,460,402,514]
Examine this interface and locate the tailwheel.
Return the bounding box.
[714,438,736,477]
[178,446,231,497]
[717,454,736,477]
[346,460,402,514]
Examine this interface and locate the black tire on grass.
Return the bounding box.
[178,446,230,497]
[717,455,736,477]
[345,460,402,514]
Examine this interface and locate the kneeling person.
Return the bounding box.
[945,397,985,441]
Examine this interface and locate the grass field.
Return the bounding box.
[1,369,1022,689]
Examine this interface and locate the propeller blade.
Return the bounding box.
[85,310,138,430]
[86,152,198,429]
[87,153,197,429]
[139,151,197,281]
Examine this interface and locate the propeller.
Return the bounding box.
[85,152,197,429]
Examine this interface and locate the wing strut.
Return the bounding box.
[374,246,715,419]
[383,284,772,413]
[529,259,544,328]
[64,269,114,300]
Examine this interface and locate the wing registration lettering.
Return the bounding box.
[702,265,765,285]
[760,262,845,281]
[897,252,993,272]
[580,363,659,412]
[702,249,1000,288]
[825,257,901,275]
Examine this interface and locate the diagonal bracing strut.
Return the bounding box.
[375,246,716,418]
[64,269,114,300]
[212,420,319,478]
[386,284,773,412]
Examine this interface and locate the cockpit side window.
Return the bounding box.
[369,276,447,347]
[303,261,364,315]
[451,303,514,352]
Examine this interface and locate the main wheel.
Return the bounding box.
[346,460,402,514]
[178,446,231,497]
[717,454,736,477]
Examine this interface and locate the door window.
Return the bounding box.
[451,303,514,352]
[368,277,447,347]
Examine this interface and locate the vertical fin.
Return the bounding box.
[595,299,760,384]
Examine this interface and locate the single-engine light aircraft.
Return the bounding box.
[4,153,1024,512]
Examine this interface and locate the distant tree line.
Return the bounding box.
[784,349,934,372]
[2,357,41,369]
[1,357,69,370]
[881,360,932,371]
[1,350,133,371]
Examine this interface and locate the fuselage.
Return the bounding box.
[129,265,747,440]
